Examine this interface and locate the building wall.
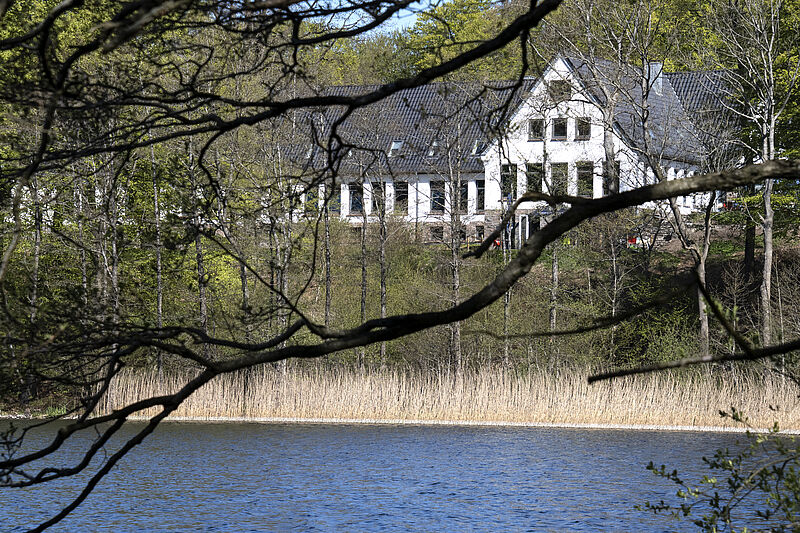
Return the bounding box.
[481,57,705,219]
[314,57,711,243]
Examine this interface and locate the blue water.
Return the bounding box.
[1,422,753,531]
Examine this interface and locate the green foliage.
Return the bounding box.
[397,0,525,80]
[720,181,800,239]
[642,411,800,532]
[708,240,740,260]
[614,280,698,366]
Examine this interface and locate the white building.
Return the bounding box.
[293,56,727,244]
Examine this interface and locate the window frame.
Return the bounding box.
[500,164,518,202]
[527,118,544,141]
[348,183,364,215]
[475,180,485,213]
[550,163,568,197]
[304,186,319,214]
[394,181,408,215]
[430,180,445,214]
[370,181,385,213]
[576,162,594,198]
[388,140,404,157]
[552,118,568,141]
[525,163,544,194]
[576,117,591,140]
[458,181,469,213]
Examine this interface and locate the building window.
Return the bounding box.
[349,183,363,215]
[430,181,445,213]
[476,180,485,213]
[394,181,408,215]
[304,186,319,214]
[577,162,594,198]
[458,182,468,213]
[476,224,485,242]
[427,141,439,157]
[329,186,341,214]
[371,181,385,213]
[603,160,621,196]
[430,226,444,242]
[552,118,567,141]
[526,163,543,194]
[550,163,568,196]
[548,80,571,103]
[576,117,591,140]
[501,164,517,202]
[528,119,544,141]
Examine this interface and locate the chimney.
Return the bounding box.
[648,61,663,95]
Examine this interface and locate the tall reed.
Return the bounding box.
[98,365,800,430]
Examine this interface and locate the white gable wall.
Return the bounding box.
[481,57,702,216]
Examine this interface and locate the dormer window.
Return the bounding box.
[548,80,571,103]
[471,140,482,156]
[388,140,404,157]
[528,119,544,141]
[427,141,439,157]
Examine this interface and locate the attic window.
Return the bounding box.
[548,80,571,103]
[428,141,439,157]
[389,140,404,157]
[471,140,481,155]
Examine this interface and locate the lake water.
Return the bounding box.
[1,422,755,532]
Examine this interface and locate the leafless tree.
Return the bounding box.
[693,0,800,345]
[0,2,798,531]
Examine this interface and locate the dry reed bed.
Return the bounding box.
[98,366,800,430]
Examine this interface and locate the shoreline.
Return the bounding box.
[3,413,797,434]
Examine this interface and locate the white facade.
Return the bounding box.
[315,56,711,241]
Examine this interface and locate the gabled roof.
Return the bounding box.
[275,57,729,177]
[666,70,737,144]
[668,70,730,114]
[287,80,535,176]
[563,55,708,164]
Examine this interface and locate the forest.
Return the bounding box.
[1,0,800,529]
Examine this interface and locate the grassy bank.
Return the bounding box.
[98,365,800,430]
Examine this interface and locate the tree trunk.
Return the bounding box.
[378,186,388,366]
[323,200,332,327]
[502,223,511,367]
[77,178,88,306]
[761,177,774,345]
[609,233,618,358]
[696,260,710,358]
[744,215,756,280]
[150,145,164,373]
[450,186,462,376]
[195,223,208,340]
[359,182,367,368]
[602,104,618,195]
[549,241,559,367]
